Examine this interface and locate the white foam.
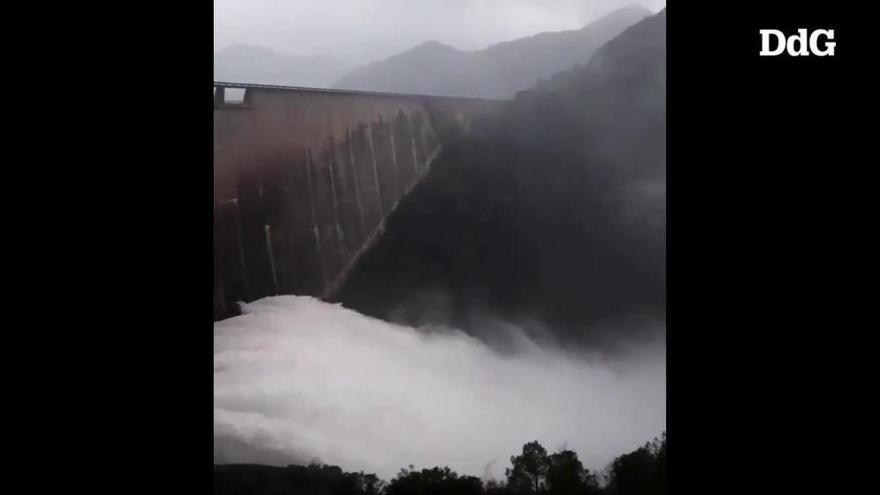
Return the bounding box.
[214,295,665,480]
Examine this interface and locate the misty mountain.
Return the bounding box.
[333,4,651,98]
[334,9,666,349]
[214,44,352,87]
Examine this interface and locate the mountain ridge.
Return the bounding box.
[334,5,651,98]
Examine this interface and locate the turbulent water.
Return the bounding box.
[214,296,665,480]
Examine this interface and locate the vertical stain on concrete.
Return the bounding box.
[213,83,504,319]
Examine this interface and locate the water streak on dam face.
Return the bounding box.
[213,83,504,320]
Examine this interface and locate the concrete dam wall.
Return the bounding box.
[213,82,504,320]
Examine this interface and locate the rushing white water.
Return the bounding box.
[214,296,665,480]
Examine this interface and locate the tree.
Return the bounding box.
[507,441,550,495]
[605,433,666,495]
[545,449,601,495]
[361,473,385,495]
[484,479,511,495]
[385,465,483,495]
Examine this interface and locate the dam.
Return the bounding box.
[213,82,504,320]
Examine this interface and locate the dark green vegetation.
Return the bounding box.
[214,434,666,495]
[336,10,666,350]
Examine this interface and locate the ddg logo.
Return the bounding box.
[759,29,836,56]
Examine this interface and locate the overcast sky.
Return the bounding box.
[214,0,666,63]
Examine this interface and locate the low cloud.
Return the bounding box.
[214,0,667,62]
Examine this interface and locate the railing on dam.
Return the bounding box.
[213,82,504,320]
